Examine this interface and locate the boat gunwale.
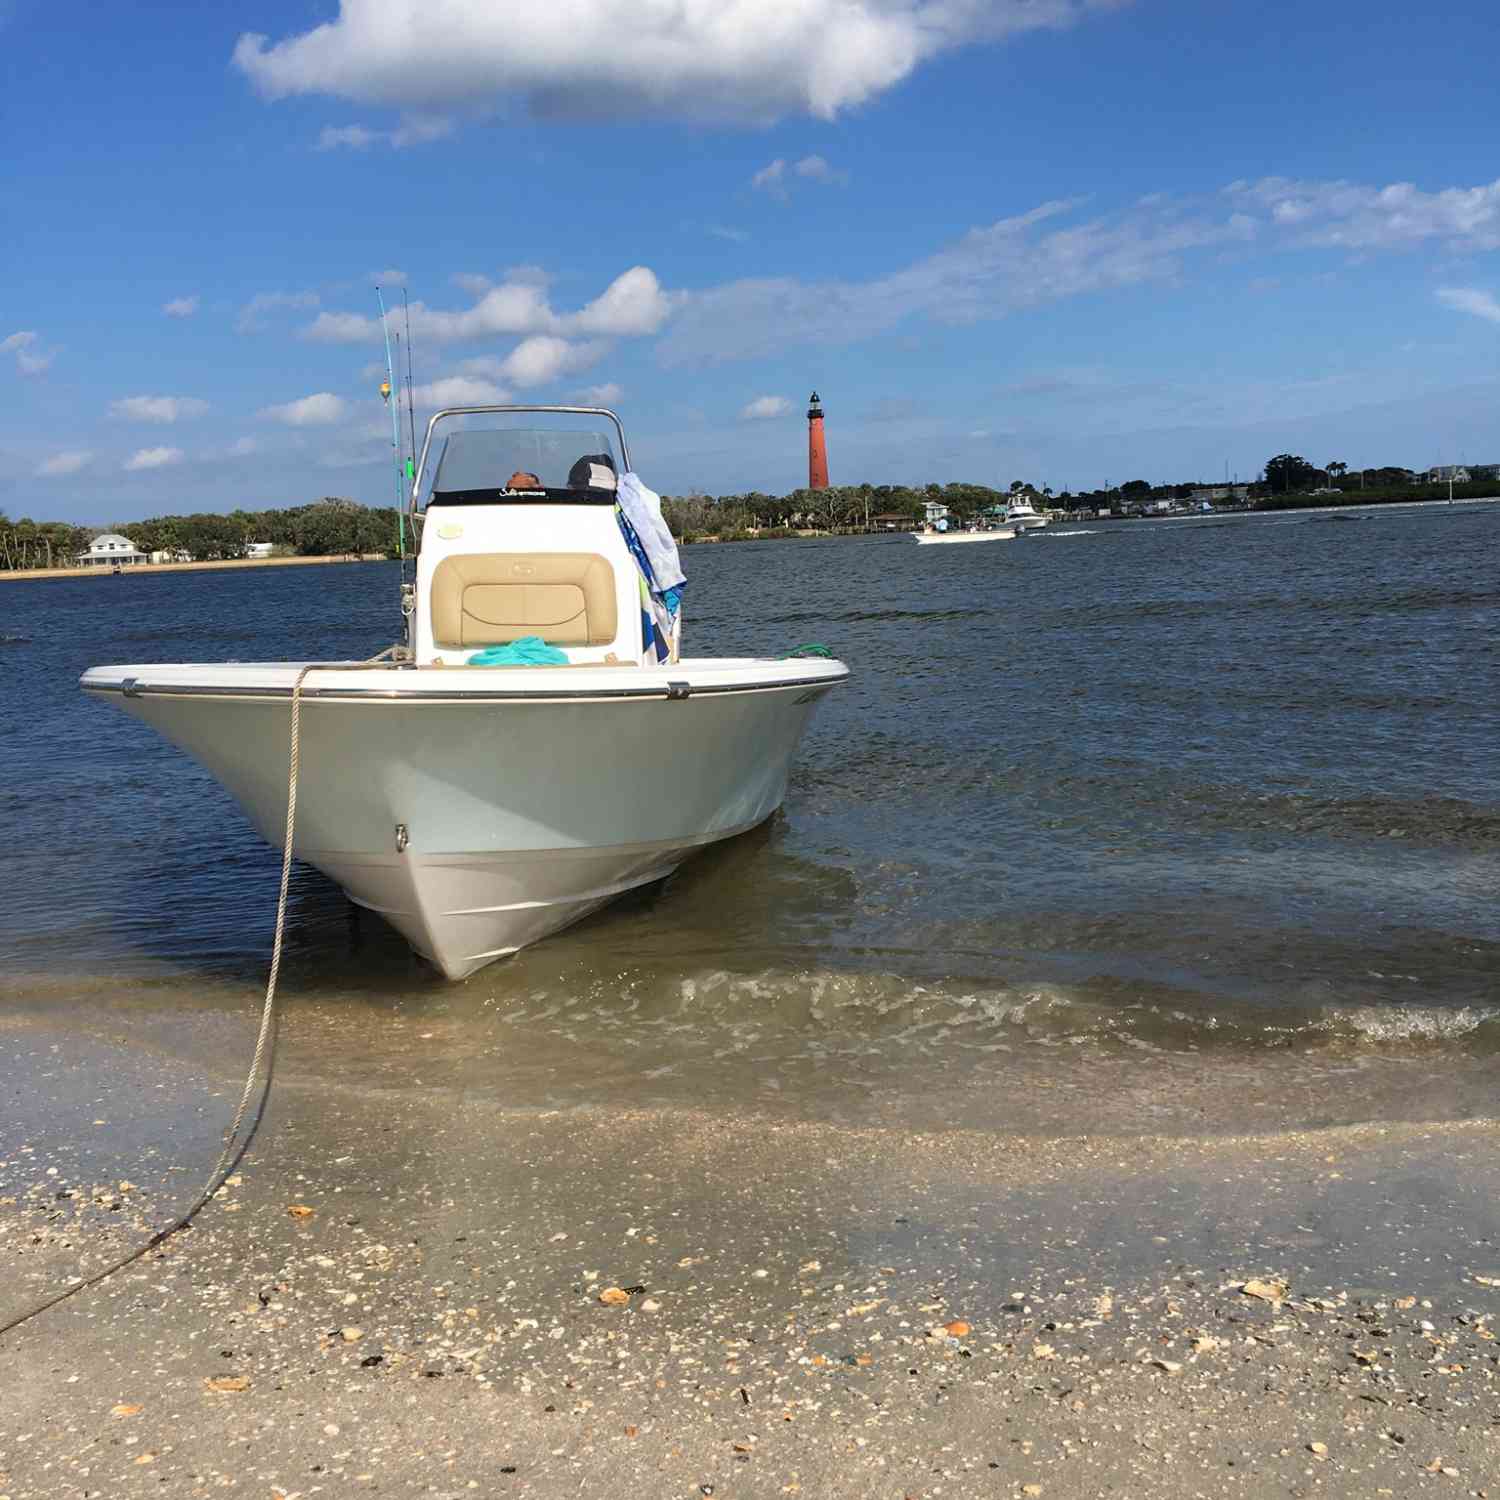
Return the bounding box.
[79,670,848,705]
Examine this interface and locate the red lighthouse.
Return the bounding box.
[807,391,829,491]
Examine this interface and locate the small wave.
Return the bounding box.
[1380,585,1500,612]
[1031,529,1099,538]
[0,633,31,644]
[488,963,1500,1059]
[1319,1005,1500,1043]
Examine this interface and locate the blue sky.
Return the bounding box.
[6,0,1500,522]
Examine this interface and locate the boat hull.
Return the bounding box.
[913,528,1014,544]
[82,660,846,978]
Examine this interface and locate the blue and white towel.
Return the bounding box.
[615,472,684,663]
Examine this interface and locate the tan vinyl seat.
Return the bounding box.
[431,552,618,648]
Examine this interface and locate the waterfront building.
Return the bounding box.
[76,533,147,567]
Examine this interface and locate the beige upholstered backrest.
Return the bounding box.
[430,552,618,648]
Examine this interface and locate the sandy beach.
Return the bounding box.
[3,989,1499,1500]
[4,513,1498,1497]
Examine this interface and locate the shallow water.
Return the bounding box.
[2,505,1498,1129]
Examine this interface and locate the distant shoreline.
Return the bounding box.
[7,493,1496,576]
[0,552,391,584]
[682,493,1500,543]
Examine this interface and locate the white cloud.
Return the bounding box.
[110,394,210,423]
[740,395,791,420]
[410,375,510,408]
[653,173,1500,368]
[316,117,451,149]
[229,436,259,456]
[1225,175,1500,251]
[664,196,1220,363]
[674,170,1500,364]
[163,295,200,318]
[390,114,453,147]
[754,154,846,197]
[238,289,321,333]
[752,159,787,196]
[462,336,606,387]
[233,0,1108,126]
[457,356,510,379]
[1436,286,1500,325]
[707,224,749,243]
[452,272,493,296]
[370,267,407,285]
[317,123,381,149]
[3,330,52,374]
[261,392,348,426]
[575,382,623,406]
[302,266,671,344]
[304,280,550,344]
[37,450,91,477]
[569,269,671,336]
[124,446,185,471]
[305,310,380,343]
[794,153,847,185]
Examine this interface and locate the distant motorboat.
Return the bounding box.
[1003,496,1049,531]
[913,526,1016,545]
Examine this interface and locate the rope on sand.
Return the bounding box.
[0,659,380,1338]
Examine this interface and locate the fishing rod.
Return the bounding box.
[375,286,405,560]
[403,288,419,492]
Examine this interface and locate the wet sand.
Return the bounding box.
[4,998,1499,1498]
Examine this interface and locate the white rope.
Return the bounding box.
[0,659,388,1338]
[197,661,314,1187]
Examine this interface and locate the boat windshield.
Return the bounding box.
[422,422,623,507]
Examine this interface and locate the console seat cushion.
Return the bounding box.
[430,552,618,647]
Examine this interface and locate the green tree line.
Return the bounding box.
[660,481,1026,540]
[0,499,402,570]
[7,453,1491,569]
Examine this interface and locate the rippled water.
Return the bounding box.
[2,504,1498,1085]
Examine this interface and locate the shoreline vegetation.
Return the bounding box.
[0,551,389,582]
[5,469,1497,580]
[0,497,402,579]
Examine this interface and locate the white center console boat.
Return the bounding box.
[81,406,849,979]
